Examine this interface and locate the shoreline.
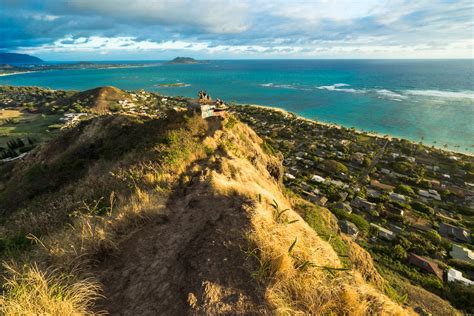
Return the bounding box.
[238,103,474,158]
[0,63,158,78]
[0,71,34,77]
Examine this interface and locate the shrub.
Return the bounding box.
[395,184,415,197]
[330,207,369,232]
[448,259,474,272]
[320,159,348,175]
[390,244,406,260]
[443,281,474,313]
[411,201,434,216]
[392,161,413,174]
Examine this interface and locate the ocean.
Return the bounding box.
[1,59,473,153]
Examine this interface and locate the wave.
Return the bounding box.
[374,89,407,101]
[259,83,311,90]
[405,89,474,100]
[316,83,364,94]
[263,82,474,103]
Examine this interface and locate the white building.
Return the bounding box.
[447,268,474,286]
[390,192,407,203]
[311,175,325,183]
[418,189,442,201]
[370,223,396,241]
[450,244,474,264]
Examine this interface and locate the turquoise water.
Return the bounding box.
[1,59,473,153]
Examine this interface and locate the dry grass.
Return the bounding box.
[0,262,103,315]
[210,122,411,315]
[0,114,213,314]
[0,114,413,314]
[0,109,22,119]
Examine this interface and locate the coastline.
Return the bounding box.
[237,103,474,158]
[0,71,34,77]
[0,63,158,78]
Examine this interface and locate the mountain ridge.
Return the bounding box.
[0,108,415,314]
[0,52,43,63]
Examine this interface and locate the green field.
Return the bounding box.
[0,111,62,148]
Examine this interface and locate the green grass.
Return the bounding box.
[298,201,351,268]
[0,113,62,147]
[356,134,374,144]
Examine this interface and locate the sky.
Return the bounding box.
[1,0,473,60]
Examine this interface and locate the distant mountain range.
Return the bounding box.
[0,53,43,63]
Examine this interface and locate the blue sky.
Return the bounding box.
[1,0,473,60]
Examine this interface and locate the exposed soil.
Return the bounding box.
[95,159,269,315]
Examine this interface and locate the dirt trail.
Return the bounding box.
[95,159,269,315]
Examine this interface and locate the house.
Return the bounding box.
[311,175,325,183]
[390,192,407,203]
[450,244,474,264]
[386,205,404,217]
[447,268,474,286]
[351,197,376,212]
[370,223,395,240]
[333,202,352,213]
[339,220,359,237]
[418,189,441,201]
[439,222,472,244]
[408,253,443,280]
[389,224,403,235]
[284,173,296,180]
[367,188,381,199]
[301,191,328,206]
[338,191,349,201]
[370,179,395,191]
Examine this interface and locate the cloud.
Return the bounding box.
[1,0,473,59]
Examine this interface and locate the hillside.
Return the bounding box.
[70,86,132,113]
[0,110,417,314]
[0,52,43,63]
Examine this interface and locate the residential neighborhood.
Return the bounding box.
[232,104,474,308]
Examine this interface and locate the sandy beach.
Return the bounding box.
[238,103,473,157]
[0,71,33,77]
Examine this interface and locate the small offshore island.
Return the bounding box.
[167,56,201,64]
[0,85,473,314]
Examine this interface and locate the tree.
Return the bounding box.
[411,201,434,216]
[362,157,372,167]
[395,184,415,197]
[424,230,442,246]
[321,159,348,175]
[393,244,407,260]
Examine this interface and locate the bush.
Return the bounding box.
[411,201,434,216]
[393,244,407,260]
[330,206,369,232]
[443,281,474,313]
[395,184,415,197]
[362,157,372,167]
[320,159,348,175]
[392,161,414,175]
[448,259,474,272]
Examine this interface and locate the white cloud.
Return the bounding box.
[32,14,59,21]
[18,34,473,59]
[4,0,474,58]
